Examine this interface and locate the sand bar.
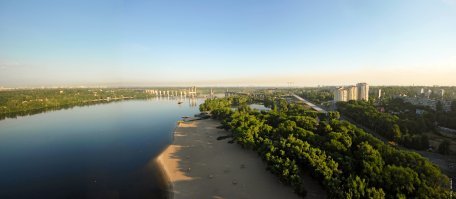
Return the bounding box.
[158,119,326,199]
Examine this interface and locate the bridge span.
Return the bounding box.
[291,93,328,114]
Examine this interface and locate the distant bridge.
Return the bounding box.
[291,93,328,114]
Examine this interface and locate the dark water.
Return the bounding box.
[0,98,202,199]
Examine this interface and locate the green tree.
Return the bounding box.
[438,140,451,155]
[392,124,401,141]
[383,165,421,197]
[354,142,384,183]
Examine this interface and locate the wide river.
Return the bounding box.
[0,98,202,199]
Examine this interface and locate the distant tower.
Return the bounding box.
[356,83,369,101]
[378,89,382,98]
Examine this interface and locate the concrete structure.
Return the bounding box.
[333,82,369,102]
[378,89,382,98]
[347,86,358,101]
[357,83,369,101]
[188,86,197,97]
[291,94,328,114]
[427,89,432,98]
[334,87,348,102]
[440,89,445,98]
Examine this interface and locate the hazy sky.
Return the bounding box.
[1,0,455,87]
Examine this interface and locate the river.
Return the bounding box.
[0,98,202,199]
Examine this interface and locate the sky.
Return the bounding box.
[1,0,456,87]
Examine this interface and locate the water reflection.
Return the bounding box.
[0,99,202,199]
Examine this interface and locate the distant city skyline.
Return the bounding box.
[1,0,456,87]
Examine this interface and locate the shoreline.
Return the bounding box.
[157,118,326,199]
[156,152,174,199]
[155,121,182,199]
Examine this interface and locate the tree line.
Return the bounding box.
[0,88,150,120]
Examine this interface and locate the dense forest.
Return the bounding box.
[0,88,150,120]
[337,100,431,150]
[338,99,456,153]
[200,96,452,198]
[298,89,334,104]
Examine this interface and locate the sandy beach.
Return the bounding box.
[157,118,326,199]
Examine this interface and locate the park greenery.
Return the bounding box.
[337,100,431,150]
[299,89,334,104]
[200,96,452,199]
[0,88,150,120]
[337,98,455,154]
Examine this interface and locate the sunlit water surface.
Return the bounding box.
[0,98,202,199]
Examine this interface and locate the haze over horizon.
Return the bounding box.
[1,0,456,87]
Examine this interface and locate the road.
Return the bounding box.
[291,93,328,114]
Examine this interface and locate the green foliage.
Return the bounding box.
[299,89,333,104]
[383,165,421,196]
[337,100,433,150]
[199,96,452,198]
[438,140,451,155]
[0,88,149,120]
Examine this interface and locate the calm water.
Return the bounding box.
[0,98,202,199]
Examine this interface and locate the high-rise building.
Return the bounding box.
[378,89,382,98]
[357,83,369,101]
[347,86,358,101]
[427,89,432,98]
[440,89,445,97]
[334,87,348,102]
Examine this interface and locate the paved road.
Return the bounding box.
[291,93,328,114]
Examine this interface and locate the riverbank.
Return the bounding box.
[157,119,326,199]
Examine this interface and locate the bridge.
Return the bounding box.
[291,93,328,114]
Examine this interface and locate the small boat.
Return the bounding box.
[178,101,183,104]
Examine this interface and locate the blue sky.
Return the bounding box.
[1,0,455,87]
